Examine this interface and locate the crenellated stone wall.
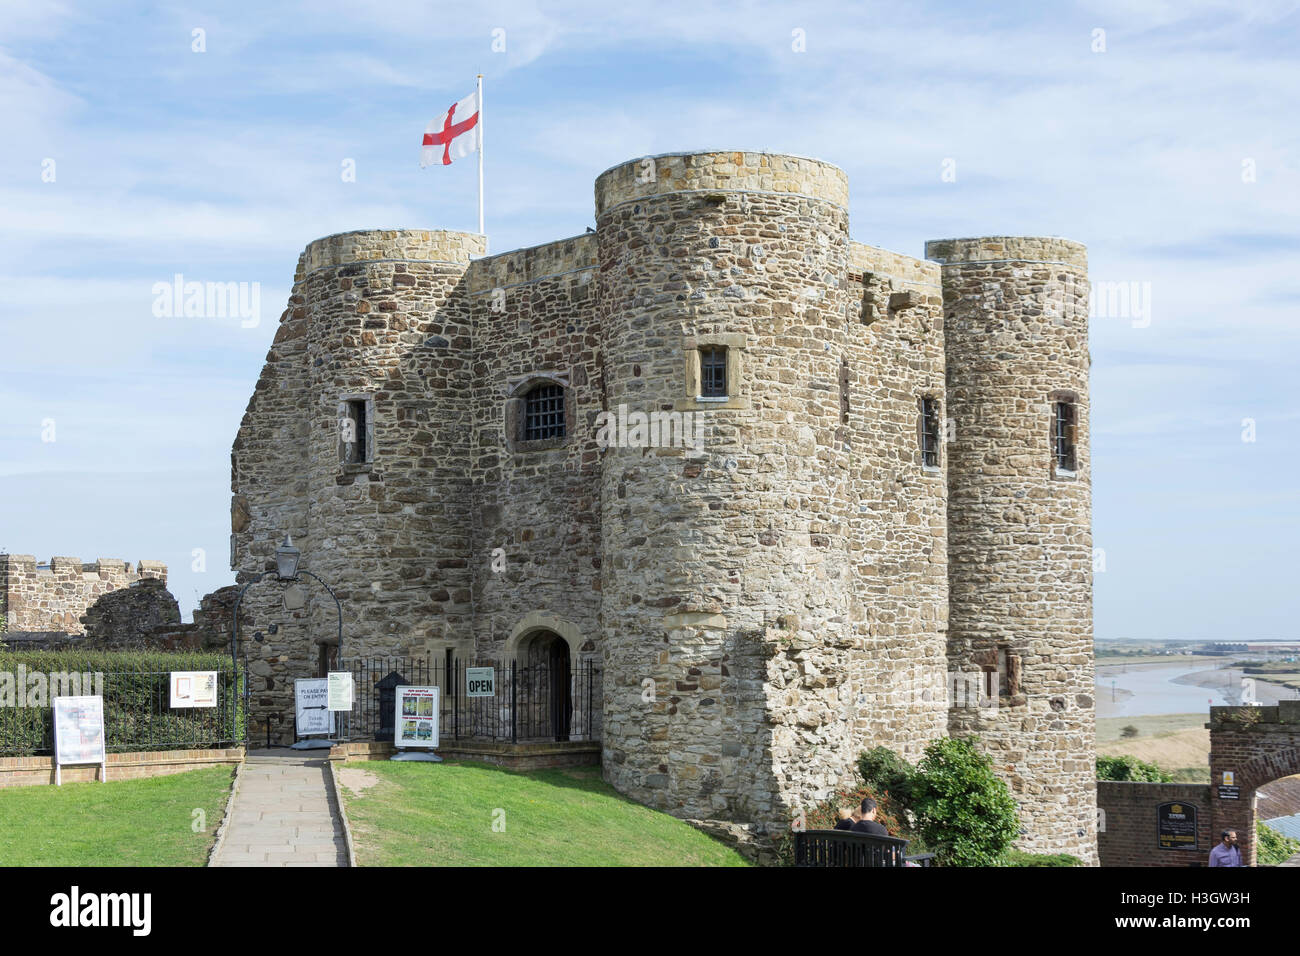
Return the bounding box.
[1,554,167,637]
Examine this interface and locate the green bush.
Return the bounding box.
[909,736,1020,866]
[1257,821,1300,866]
[0,649,245,755]
[1120,725,1140,738]
[1097,754,1172,782]
[857,746,917,806]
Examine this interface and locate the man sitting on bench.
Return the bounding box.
[850,797,889,836]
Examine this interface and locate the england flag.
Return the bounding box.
[421,90,480,167]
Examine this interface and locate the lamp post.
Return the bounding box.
[231,534,345,749]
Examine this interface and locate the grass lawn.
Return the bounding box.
[0,766,235,866]
[337,760,749,866]
[1096,713,1206,743]
[1097,714,1210,782]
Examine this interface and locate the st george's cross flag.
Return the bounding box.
[421,90,480,167]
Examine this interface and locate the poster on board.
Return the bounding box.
[294,678,334,737]
[53,696,107,785]
[327,671,354,711]
[395,685,439,749]
[170,671,218,708]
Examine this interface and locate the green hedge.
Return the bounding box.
[0,649,246,756]
[1097,754,1173,782]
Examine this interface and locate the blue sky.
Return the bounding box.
[1,0,1296,637]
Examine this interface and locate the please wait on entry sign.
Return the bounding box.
[466,667,494,698]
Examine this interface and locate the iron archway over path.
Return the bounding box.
[1208,701,1300,865]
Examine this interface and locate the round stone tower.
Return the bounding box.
[925,236,1096,863]
[594,151,857,830]
[298,229,485,664]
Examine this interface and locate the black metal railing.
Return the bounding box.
[0,661,249,757]
[339,655,599,744]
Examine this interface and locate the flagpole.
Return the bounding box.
[477,73,485,248]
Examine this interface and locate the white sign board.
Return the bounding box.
[170,671,218,708]
[466,667,495,698]
[395,685,439,749]
[53,695,106,785]
[295,678,334,737]
[327,671,354,711]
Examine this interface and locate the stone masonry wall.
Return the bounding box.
[1,555,167,637]
[929,236,1097,863]
[595,152,857,832]
[844,243,950,761]
[228,152,1098,851]
[467,235,602,662]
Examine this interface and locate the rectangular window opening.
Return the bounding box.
[342,399,369,464]
[524,384,566,442]
[699,347,728,398]
[921,397,940,469]
[1053,401,1077,473]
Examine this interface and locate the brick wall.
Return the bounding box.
[1097,781,1212,867]
[0,747,243,788]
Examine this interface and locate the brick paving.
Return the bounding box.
[211,749,348,867]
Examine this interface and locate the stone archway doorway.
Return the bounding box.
[519,629,572,742]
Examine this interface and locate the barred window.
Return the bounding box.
[700,346,727,398]
[920,397,940,468]
[523,383,565,442]
[1053,401,1077,473]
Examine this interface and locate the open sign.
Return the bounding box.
[466,667,495,698]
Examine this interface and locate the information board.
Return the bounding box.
[170,671,218,709]
[294,678,334,737]
[327,671,354,711]
[53,695,106,785]
[1156,801,1198,850]
[466,667,495,698]
[394,685,439,749]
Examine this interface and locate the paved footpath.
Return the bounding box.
[211,749,349,867]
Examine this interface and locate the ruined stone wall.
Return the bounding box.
[595,151,857,832]
[844,243,950,761]
[928,236,1097,863]
[466,235,602,673]
[231,244,315,735]
[0,555,167,637]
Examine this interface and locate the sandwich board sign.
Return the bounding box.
[395,685,439,749]
[53,696,106,785]
[294,678,334,739]
[466,667,495,698]
[170,671,218,708]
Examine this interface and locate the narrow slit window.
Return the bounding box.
[342,399,369,464]
[523,383,565,441]
[920,397,940,468]
[1053,401,1077,473]
[700,346,727,398]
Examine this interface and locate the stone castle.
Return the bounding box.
[230,150,1096,862]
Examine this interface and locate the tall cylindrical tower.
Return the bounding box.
[926,236,1096,863]
[595,152,856,830]
[298,229,483,670]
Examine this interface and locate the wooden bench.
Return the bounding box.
[794,829,936,867]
